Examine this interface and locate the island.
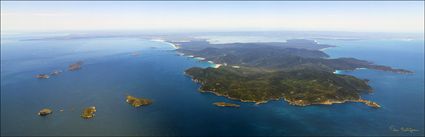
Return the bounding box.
[174,39,412,108]
[81,106,96,119]
[38,108,52,116]
[126,95,152,107]
[35,74,49,79]
[69,61,83,71]
[213,102,240,108]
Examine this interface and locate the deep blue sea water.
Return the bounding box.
[1,34,424,136]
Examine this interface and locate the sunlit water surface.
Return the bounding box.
[1,34,423,136]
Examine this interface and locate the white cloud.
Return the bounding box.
[1,2,423,33]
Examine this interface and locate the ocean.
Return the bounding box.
[1,34,423,136]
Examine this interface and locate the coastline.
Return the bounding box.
[186,72,380,108]
[184,72,269,105]
[176,39,385,109]
[284,97,381,108]
[152,39,180,49]
[168,47,222,69]
[165,40,222,68]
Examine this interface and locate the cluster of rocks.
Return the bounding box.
[390,125,419,133]
[36,58,236,120]
[38,95,154,119]
[37,106,97,119]
[35,70,64,79]
[36,60,96,119]
[35,61,83,79]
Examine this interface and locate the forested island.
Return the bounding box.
[126,95,152,107]
[81,106,96,119]
[174,39,412,108]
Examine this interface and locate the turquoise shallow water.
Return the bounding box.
[1,35,424,136]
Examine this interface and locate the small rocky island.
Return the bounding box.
[81,106,96,119]
[69,61,83,71]
[213,102,240,108]
[390,125,420,133]
[50,70,62,76]
[400,127,420,133]
[35,70,62,79]
[35,74,49,79]
[38,108,52,116]
[126,95,152,107]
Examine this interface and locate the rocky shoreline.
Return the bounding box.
[189,74,380,108]
[284,97,381,108]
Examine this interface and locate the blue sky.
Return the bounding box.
[1,1,424,33]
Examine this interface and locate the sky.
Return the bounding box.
[1,1,424,33]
